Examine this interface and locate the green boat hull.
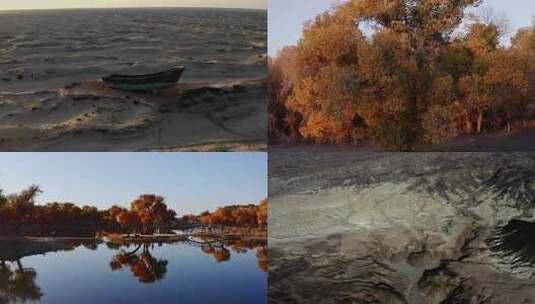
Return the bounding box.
[107,82,176,91]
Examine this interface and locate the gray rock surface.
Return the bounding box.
[269,152,535,304]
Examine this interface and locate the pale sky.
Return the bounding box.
[0,0,266,11]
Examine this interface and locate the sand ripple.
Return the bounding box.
[0,8,266,151]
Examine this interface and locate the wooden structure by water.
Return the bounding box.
[111,234,186,243]
[179,223,225,236]
[110,223,264,246]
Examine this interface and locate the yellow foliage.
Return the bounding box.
[268,0,535,148]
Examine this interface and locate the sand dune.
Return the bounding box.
[0,78,266,151]
[0,8,266,151]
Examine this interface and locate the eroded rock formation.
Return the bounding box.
[269,152,535,304]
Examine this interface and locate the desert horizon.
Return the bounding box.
[0,6,267,12]
[0,0,266,11]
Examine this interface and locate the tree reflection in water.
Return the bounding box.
[0,237,267,302]
[256,246,268,272]
[201,244,231,263]
[198,238,268,272]
[109,237,268,285]
[110,243,168,283]
[0,260,43,304]
[228,239,268,272]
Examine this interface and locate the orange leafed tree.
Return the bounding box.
[0,187,179,237]
[198,200,268,228]
[129,194,175,234]
[268,0,535,150]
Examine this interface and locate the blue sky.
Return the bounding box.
[0,153,266,215]
[268,0,535,55]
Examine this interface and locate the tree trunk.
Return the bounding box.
[126,244,142,255]
[465,115,473,135]
[477,111,484,134]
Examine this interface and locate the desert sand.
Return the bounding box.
[269,152,535,303]
[432,127,535,152]
[271,126,535,153]
[0,78,265,151]
[0,8,266,151]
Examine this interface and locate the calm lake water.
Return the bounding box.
[0,239,267,304]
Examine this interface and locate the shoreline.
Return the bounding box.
[0,231,268,261]
[146,140,267,152]
[0,238,77,261]
[0,78,267,151]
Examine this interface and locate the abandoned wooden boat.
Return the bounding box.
[102,66,185,91]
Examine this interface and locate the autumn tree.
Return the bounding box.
[129,194,175,234]
[257,199,268,227]
[7,185,42,223]
[107,205,124,222]
[211,207,232,226]
[487,52,530,133]
[269,0,535,149]
[152,201,173,234]
[0,186,180,237]
[197,202,267,228]
[199,211,211,226]
[456,19,499,134]
[284,10,365,144]
[115,210,139,235]
[268,47,303,142]
[269,0,482,147]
